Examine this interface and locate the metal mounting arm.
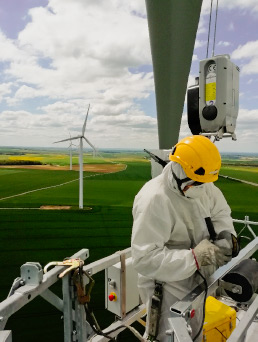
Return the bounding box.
[167,237,258,342]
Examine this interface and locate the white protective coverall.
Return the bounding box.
[131,161,236,341]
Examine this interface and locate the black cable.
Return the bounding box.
[206,0,213,58]
[193,270,208,341]
[84,304,140,341]
[84,303,116,341]
[215,327,227,340]
[212,0,219,57]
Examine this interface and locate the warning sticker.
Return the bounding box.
[205,82,216,102]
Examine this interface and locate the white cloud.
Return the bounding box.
[195,40,206,49]
[228,22,235,31]
[15,85,40,99]
[221,0,258,13]
[0,0,152,104]
[218,41,231,47]
[232,41,258,74]
[1,0,258,151]
[0,82,12,102]
[0,105,158,149]
[0,0,159,148]
[201,0,258,14]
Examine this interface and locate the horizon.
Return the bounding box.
[1,145,258,156]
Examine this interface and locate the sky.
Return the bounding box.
[0,0,258,153]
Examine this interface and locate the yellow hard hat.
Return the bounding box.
[169,135,221,183]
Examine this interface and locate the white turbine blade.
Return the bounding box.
[82,104,90,136]
[54,136,80,143]
[83,136,96,152]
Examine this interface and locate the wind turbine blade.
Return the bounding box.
[83,136,96,152]
[82,104,90,135]
[54,136,80,143]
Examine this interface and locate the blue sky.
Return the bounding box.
[0,0,258,152]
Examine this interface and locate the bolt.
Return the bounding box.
[182,310,190,319]
[73,330,77,336]
[0,317,4,322]
[186,324,192,335]
[20,280,25,286]
[165,330,172,336]
[232,287,240,294]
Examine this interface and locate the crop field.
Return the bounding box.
[221,165,258,183]
[0,149,258,341]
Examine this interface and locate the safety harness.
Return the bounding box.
[147,281,164,341]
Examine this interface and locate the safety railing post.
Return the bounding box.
[74,293,87,342]
[62,275,74,342]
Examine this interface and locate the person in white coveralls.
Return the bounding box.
[131,135,237,342]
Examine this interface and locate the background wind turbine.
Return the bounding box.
[68,133,78,171]
[54,104,96,209]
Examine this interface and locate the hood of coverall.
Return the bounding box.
[166,161,206,199]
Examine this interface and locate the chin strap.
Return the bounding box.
[171,170,191,196]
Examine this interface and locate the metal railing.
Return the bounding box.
[167,217,258,342]
[0,247,145,342]
[0,217,257,342]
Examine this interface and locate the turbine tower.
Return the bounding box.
[68,133,78,171]
[54,104,96,209]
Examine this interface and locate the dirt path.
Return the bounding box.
[0,163,125,173]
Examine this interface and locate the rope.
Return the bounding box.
[212,0,219,57]
[206,0,213,58]
[206,0,219,58]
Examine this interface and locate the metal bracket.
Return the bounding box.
[167,309,193,342]
[200,129,237,141]
[7,278,23,298]
[219,280,242,294]
[20,262,43,286]
[0,331,12,342]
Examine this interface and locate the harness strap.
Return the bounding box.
[147,281,164,341]
[171,170,191,196]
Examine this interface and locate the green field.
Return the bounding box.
[0,150,258,341]
[0,153,150,341]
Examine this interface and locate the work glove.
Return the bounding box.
[193,239,231,267]
[216,230,240,258]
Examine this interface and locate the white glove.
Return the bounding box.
[194,239,231,267]
[214,238,232,264]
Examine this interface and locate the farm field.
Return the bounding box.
[0,149,258,341]
[0,151,150,341]
[220,165,258,183]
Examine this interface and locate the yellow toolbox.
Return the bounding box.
[202,296,236,341]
